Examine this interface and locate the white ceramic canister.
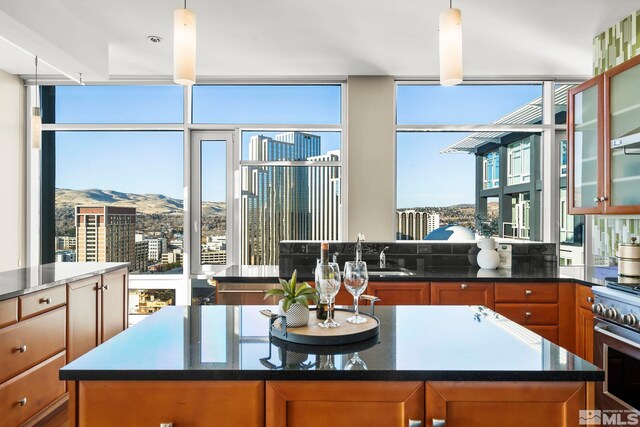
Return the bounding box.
[617,237,640,277]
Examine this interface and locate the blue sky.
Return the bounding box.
[54,84,541,206]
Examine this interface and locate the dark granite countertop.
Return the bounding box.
[211,264,611,287]
[0,262,130,301]
[60,305,603,382]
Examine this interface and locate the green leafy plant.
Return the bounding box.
[475,213,499,238]
[264,269,319,311]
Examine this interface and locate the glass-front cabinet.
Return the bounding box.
[568,54,640,215]
[568,76,603,214]
[605,54,640,213]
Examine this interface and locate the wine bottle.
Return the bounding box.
[316,242,331,320]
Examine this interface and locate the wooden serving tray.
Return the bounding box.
[266,308,380,346]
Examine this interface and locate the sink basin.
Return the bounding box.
[367,268,415,277]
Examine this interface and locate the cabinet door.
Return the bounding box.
[367,282,430,305]
[431,282,494,309]
[266,381,424,427]
[426,381,585,427]
[67,276,100,363]
[577,306,595,363]
[604,54,640,214]
[79,380,264,427]
[101,269,127,343]
[568,76,604,214]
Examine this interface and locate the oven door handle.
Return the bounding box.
[595,325,640,350]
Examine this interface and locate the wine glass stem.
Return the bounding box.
[326,296,334,324]
[353,295,359,318]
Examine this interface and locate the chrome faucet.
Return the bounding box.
[333,251,339,264]
[355,233,365,263]
[379,246,390,268]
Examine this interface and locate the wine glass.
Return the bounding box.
[315,261,341,328]
[343,261,369,324]
[344,352,368,370]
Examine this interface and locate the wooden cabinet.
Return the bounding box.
[266,381,424,427]
[425,381,586,427]
[575,285,595,363]
[0,291,67,426]
[367,282,430,305]
[569,54,640,214]
[75,380,264,427]
[430,282,494,309]
[67,267,128,363]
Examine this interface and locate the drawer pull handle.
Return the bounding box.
[160,424,174,427]
[587,297,593,303]
[525,312,532,318]
[408,420,422,427]
[103,285,109,291]
[17,345,27,353]
[525,289,532,296]
[18,398,27,406]
[40,297,52,304]
[432,420,446,427]
[460,283,468,290]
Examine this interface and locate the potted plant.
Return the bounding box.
[264,270,319,327]
[474,213,500,269]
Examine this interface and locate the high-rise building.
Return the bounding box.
[134,240,149,272]
[55,236,77,251]
[308,150,341,241]
[242,132,328,265]
[145,238,168,262]
[396,210,440,240]
[75,206,136,267]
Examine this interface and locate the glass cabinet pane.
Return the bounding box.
[609,63,640,206]
[572,85,599,208]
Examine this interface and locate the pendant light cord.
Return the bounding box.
[450,0,452,8]
[184,0,187,9]
[34,55,39,109]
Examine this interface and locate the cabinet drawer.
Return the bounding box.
[0,307,66,383]
[19,286,66,320]
[495,303,558,325]
[79,380,264,427]
[526,325,559,343]
[0,298,18,328]
[576,284,595,310]
[495,283,558,303]
[0,351,66,427]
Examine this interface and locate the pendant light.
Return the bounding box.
[439,0,463,86]
[32,55,42,149]
[174,0,196,85]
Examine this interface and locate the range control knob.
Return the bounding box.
[606,307,619,321]
[592,303,605,315]
[622,313,638,328]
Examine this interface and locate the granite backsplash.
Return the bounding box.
[279,241,557,278]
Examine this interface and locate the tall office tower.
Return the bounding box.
[308,150,341,241]
[75,206,136,266]
[134,240,149,272]
[146,238,168,261]
[242,132,323,265]
[396,210,441,240]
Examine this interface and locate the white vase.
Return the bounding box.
[476,237,500,270]
[278,300,309,328]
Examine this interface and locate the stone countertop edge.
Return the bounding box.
[0,262,130,302]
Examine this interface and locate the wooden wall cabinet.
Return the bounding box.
[568,54,640,214]
[67,268,128,363]
[425,381,586,427]
[430,282,494,309]
[266,381,424,427]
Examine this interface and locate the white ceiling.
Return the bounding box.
[0,0,637,82]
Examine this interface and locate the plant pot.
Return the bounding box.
[476,237,500,270]
[278,300,310,328]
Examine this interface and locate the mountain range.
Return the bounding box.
[55,188,225,216]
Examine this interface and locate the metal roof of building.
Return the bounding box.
[440,84,573,154]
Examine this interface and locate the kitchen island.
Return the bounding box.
[61,304,602,426]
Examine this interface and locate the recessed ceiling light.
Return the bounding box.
[147,36,163,43]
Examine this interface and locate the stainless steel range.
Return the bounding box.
[592,278,640,413]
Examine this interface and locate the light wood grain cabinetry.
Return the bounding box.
[425,381,586,427]
[75,380,264,427]
[367,282,430,305]
[67,268,128,363]
[0,290,67,426]
[430,282,494,309]
[266,381,425,427]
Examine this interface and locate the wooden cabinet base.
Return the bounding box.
[426,381,586,427]
[266,381,424,427]
[76,380,264,427]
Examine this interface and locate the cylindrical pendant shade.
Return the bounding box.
[31,107,41,149]
[439,8,463,86]
[174,8,196,86]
